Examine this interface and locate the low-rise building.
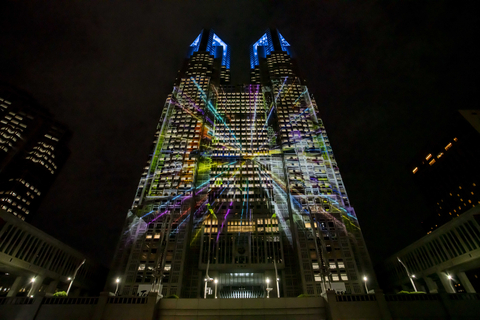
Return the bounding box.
[381,205,480,294]
[0,209,105,297]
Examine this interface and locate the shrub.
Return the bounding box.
[398,290,426,294]
[53,291,67,297]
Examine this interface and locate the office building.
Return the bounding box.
[382,205,480,294]
[0,85,71,221]
[409,110,480,233]
[111,29,375,299]
[0,209,105,297]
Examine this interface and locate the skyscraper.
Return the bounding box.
[0,85,71,221]
[112,29,374,298]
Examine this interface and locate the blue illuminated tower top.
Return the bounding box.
[188,29,231,69]
[250,29,291,69]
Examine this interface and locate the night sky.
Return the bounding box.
[1,1,477,269]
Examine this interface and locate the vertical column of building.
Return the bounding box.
[250,29,374,295]
[112,30,231,298]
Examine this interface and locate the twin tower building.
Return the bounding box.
[111,29,375,299]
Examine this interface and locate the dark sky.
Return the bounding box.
[0,1,477,268]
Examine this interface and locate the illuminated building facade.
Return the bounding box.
[0,86,71,221]
[409,110,480,234]
[112,29,375,299]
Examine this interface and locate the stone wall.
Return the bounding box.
[1,291,480,320]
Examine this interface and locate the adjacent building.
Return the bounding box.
[111,29,375,299]
[381,205,480,294]
[0,209,105,297]
[0,85,71,221]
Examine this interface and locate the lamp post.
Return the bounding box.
[276,277,280,298]
[363,276,369,294]
[28,277,36,297]
[66,258,86,296]
[397,257,418,292]
[447,274,456,292]
[214,279,218,299]
[115,278,120,296]
[266,278,272,298]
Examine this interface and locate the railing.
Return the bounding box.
[0,297,35,305]
[107,297,148,304]
[385,294,439,302]
[336,294,377,302]
[43,297,99,304]
[448,293,480,301]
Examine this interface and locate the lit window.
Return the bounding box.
[429,159,436,165]
[426,154,432,160]
[445,143,452,150]
[454,137,458,142]
[413,167,418,174]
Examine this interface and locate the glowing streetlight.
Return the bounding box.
[66,259,86,296]
[115,278,120,296]
[28,277,36,297]
[446,274,456,292]
[397,257,418,292]
[266,278,272,298]
[363,276,369,293]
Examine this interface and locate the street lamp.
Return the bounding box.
[276,278,280,298]
[446,274,456,292]
[266,278,272,298]
[66,258,86,296]
[28,277,36,297]
[397,257,418,292]
[214,279,218,299]
[115,278,120,296]
[363,276,369,294]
